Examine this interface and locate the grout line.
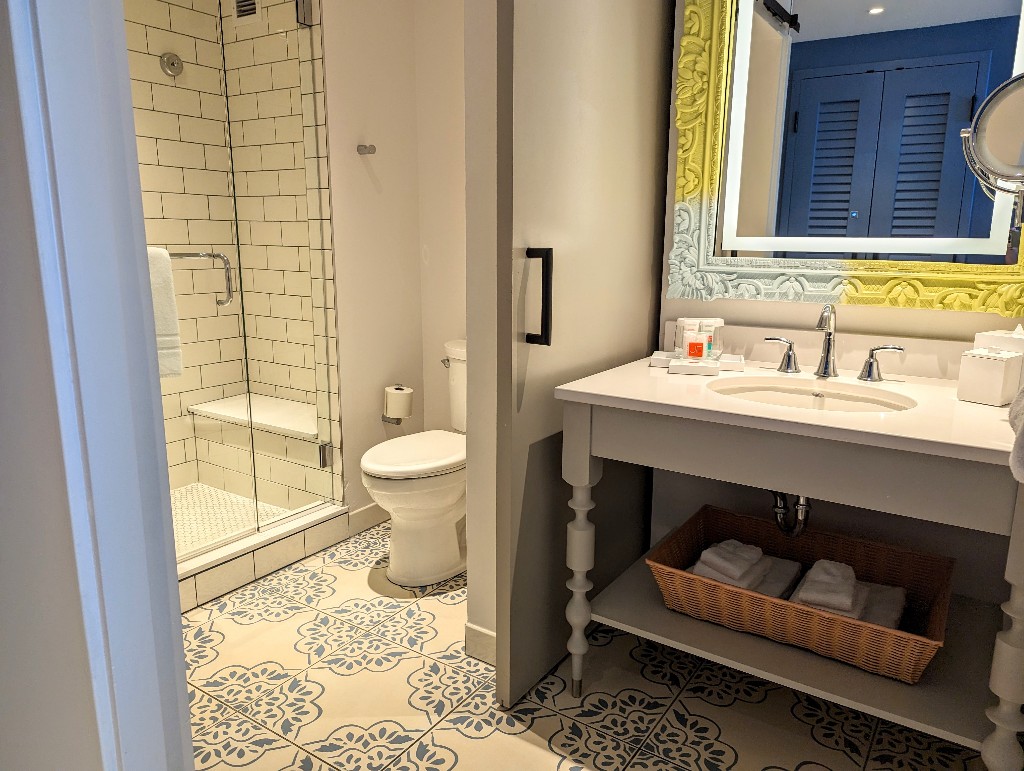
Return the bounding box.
[378,678,494,771]
[193,632,486,771]
[188,684,249,740]
[192,683,345,771]
[861,715,881,770]
[186,526,485,767]
[618,656,710,765]
[522,633,709,766]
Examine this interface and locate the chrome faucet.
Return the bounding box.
[814,304,839,378]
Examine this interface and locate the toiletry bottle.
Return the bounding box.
[699,319,724,361]
[683,319,705,358]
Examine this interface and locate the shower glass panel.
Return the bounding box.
[125,0,342,563]
[221,0,342,524]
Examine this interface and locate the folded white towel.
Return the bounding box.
[692,554,772,589]
[797,560,857,611]
[754,557,802,599]
[699,540,764,580]
[861,583,907,629]
[147,247,182,377]
[792,578,869,619]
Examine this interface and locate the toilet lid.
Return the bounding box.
[360,430,466,479]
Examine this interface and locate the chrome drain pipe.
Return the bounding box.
[770,492,810,537]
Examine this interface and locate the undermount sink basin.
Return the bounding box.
[707,376,917,413]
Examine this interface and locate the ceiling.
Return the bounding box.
[790,0,1021,42]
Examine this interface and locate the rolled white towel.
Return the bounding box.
[797,560,857,612]
[861,583,907,630]
[699,539,763,581]
[691,554,772,589]
[792,575,869,620]
[754,557,802,599]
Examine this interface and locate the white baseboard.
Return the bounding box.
[349,502,388,535]
[465,621,496,666]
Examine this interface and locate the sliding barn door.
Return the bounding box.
[492,0,672,707]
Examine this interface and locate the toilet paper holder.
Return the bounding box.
[382,383,413,425]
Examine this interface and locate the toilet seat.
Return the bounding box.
[360,430,466,480]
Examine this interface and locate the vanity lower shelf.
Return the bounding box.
[591,555,1001,749]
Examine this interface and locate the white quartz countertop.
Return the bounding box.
[555,359,1014,465]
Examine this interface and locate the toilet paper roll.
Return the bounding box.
[383,385,414,420]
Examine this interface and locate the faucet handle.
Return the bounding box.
[858,345,904,382]
[765,337,800,374]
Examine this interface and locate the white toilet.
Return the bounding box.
[360,340,467,586]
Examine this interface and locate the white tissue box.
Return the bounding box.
[974,329,1024,356]
[957,348,1023,406]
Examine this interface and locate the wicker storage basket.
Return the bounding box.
[645,506,955,684]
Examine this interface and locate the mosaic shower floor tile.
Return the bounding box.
[171,482,291,562]
[183,522,983,771]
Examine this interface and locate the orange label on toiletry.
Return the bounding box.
[688,342,705,357]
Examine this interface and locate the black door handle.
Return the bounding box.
[525,247,552,346]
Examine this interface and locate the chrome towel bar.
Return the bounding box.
[169,252,233,306]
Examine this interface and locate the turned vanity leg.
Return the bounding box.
[982,485,1024,770]
[562,402,603,698]
[981,584,1024,770]
[566,484,597,697]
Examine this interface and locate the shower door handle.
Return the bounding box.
[525,247,552,346]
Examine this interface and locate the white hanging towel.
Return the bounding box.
[147,247,182,377]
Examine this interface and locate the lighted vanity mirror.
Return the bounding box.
[666,0,1024,313]
[724,0,1021,259]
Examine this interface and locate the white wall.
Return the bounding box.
[324,1,467,513]
[2,0,190,765]
[1,6,106,761]
[324,1,426,513]
[414,1,468,431]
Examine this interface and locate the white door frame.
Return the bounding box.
[2,0,191,767]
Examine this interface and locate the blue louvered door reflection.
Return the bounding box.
[779,72,884,239]
[778,58,983,258]
[868,62,978,239]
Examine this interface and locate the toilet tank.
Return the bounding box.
[445,339,467,432]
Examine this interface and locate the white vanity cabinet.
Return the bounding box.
[556,359,1024,770]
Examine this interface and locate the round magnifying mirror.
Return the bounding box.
[972,72,1024,182]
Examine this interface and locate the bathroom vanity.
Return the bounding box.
[555,358,1023,767]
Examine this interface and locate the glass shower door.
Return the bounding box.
[219,0,342,531]
[128,0,343,563]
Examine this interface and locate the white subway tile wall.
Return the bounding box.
[126,0,342,520]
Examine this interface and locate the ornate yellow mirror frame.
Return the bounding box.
[666,0,1024,317]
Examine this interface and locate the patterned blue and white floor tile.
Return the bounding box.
[184,522,983,770]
